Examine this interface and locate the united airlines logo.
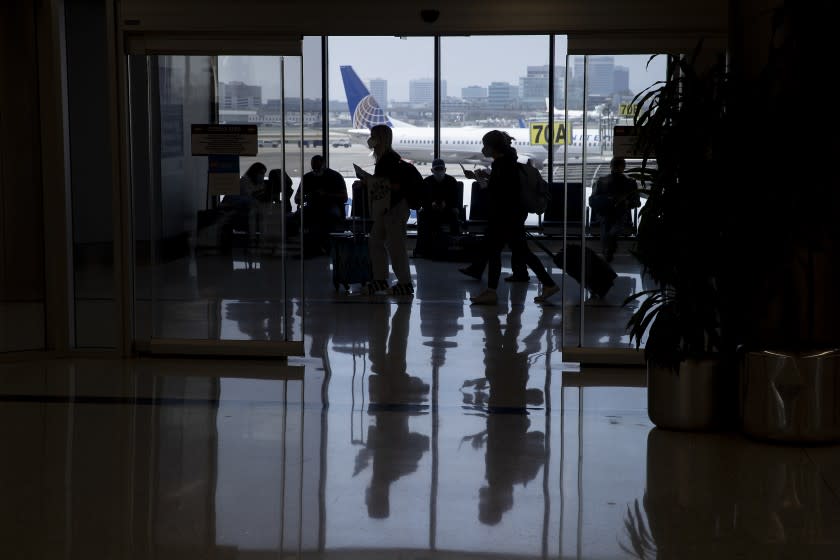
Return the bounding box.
[353,95,391,128]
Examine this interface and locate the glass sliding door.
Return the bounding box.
[128,47,305,356]
[558,51,666,362]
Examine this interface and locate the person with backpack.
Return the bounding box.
[357,124,419,296]
[469,130,559,306]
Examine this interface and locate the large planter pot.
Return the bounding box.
[647,358,736,431]
[740,349,840,442]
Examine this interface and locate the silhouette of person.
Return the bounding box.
[589,156,640,262]
[357,124,416,296]
[293,155,348,255]
[218,161,267,246]
[415,158,461,258]
[352,303,430,519]
[460,303,548,525]
[261,168,293,204]
[468,130,559,305]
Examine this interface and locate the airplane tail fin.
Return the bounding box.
[339,65,392,129]
[518,117,527,128]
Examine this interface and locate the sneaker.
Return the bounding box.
[533,284,560,304]
[470,288,498,305]
[363,280,389,295]
[387,282,415,296]
[458,266,482,281]
[504,274,530,282]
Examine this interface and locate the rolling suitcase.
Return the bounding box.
[329,232,372,292]
[528,233,617,298]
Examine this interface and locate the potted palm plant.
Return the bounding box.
[624,44,738,430]
[726,1,840,442]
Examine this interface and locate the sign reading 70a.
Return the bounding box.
[529,122,568,145]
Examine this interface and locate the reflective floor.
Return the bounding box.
[3,257,840,558]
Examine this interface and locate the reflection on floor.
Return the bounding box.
[126,241,652,348]
[3,251,840,558]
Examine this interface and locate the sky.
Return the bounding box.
[219,36,666,104]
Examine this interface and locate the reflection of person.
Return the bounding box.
[460,306,546,525]
[352,303,430,519]
[469,130,559,305]
[589,156,640,262]
[293,155,348,254]
[358,124,414,296]
[415,158,461,258]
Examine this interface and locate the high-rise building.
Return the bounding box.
[409,78,446,104]
[487,81,519,108]
[613,65,630,93]
[519,65,566,109]
[587,56,615,96]
[219,81,262,110]
[461,85,487,100]
[369,78,388,108]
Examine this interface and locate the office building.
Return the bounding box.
[487,81,519,108]
[369,77,388,108]
[219,81,262,110]
[409,78,447,104]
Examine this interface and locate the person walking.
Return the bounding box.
[469,130,559,305]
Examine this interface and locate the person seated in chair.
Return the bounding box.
[218,161,267,246]
[260,168,293,205]
[589,156,640,262]
[415,158,461,257]
[293,155,348,254]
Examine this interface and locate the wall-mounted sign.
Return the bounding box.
[191,124,258,156]
[208,155,240,196]
[613,125,649,159]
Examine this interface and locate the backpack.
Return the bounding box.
[518,162,550,214]
[397,159,424,211]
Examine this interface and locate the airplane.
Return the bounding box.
[546,98,608,120]
[340,65,603,169]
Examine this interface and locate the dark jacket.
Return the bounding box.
[487,153,526,226]
[591,172,640,225]
[295,167,347,215]
[374,149,406,207]
[422,174,460,210]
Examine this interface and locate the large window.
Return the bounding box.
[441,36,550,227]
[561,53,666,353]
[327,37,433,204]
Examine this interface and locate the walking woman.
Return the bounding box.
[470,130,559,305]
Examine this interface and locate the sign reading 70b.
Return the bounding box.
[529,122,568,145]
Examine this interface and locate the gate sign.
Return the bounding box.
[529,122,569,145]
[619,103,639,118]
[191,124,258,156]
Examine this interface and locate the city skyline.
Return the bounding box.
[219,37,665,103]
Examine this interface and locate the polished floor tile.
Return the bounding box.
[3,256,840,558]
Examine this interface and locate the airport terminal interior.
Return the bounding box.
[2,0,839,558]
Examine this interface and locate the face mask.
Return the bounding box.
[432,171,445,181]
[481,146,492,158]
